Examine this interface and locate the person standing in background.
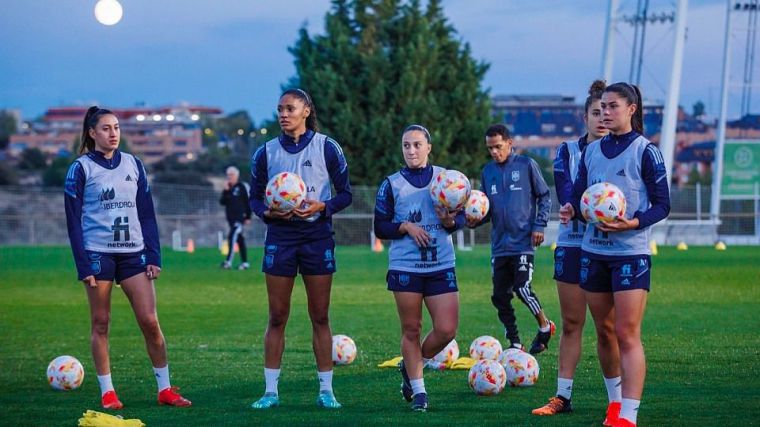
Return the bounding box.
[220,166,251,270]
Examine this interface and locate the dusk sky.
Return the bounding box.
[0,1,738,123]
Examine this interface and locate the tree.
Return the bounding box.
[0,161,19,185]
[0,111,17,150]
[692,100,706,118]
[42,157,72,187]
[287,0,491,185]
[18,147,48,170]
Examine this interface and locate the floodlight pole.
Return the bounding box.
[601,0,619,81]
[711,0,733,221]
[659,0,688,185]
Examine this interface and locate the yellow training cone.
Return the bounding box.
[715,241,727,251]
[550,242,557,251]
[649,239,658,255]
[676,241,688,251]
[221,241,229,256]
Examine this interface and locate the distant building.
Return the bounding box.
[8,104,222,163]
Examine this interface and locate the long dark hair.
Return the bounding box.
[604,82,644,134]
[281,88,319,132]
[79,106,116,154]
[584,79,606,113]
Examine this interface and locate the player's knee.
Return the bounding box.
[401,323,422,342]
[139,314,162,339]
[596,322,617,348]
[435,325,457,343]
[91,314,110,336]
[309,311,330,327]
[562,315,585,336]
[268,310,290,329]
[614,322,641,349]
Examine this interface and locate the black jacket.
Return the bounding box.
[220,182,252,223]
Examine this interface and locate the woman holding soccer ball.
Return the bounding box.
[248,88,352,409]
[559,83,670,427]
[373,124,465,412]
[64,107,191,410]
[533,80,622,418]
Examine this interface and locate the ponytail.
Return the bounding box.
[79,106,115,154]
[631,84,644,134]
[604,82,644,135]
[281,88,319,132]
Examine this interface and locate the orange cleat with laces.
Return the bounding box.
[603,401,622,426]
[158,386,192,407]
[101,390,124,410]
[532,396,573,415]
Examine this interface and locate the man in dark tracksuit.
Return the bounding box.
[469,124,555,354]
[220,166,251,270]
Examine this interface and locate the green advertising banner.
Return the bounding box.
[722,140,760,198]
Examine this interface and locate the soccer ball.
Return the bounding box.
[265,172,306,213]
[469,335,503,361]
[431,339,459,368]
[498,347,523,367]
[464,189,490,222]
[503,350,540,387]
[580,182,626,224]
[430,169,471,211]
[47,355,84,391]
[468,359,507,396]
[332,335,357,365]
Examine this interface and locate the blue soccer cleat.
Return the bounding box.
[251,392,280,409]
[398,360,413,402]
[316,390,342,409]
[411,392,428,412]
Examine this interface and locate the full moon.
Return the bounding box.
[94,0,123,26]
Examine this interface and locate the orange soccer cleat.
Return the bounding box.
[101,390,124,410]
[158,386,192,407]
[532,396,573,416]
[603,401,622,426]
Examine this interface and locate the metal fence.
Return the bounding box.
[0,183,758,247]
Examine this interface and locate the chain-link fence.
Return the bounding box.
[0,183,758,246]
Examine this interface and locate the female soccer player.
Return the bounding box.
[559,83,670,427]
[533,80,622,417]
[64,106,191,410]
[374,125,464,412]
[248,89,352,409]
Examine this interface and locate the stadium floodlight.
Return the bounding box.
[190,114,200,121]
[136,114,145,122]
[166,114,175,121]
[152,114,162,122]
[94,0,123,26]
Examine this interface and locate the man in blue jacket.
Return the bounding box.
[469,124,555,354]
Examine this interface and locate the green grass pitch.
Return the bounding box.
[1,245,759,426]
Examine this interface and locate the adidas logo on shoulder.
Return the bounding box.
[125,174,132,181]
[616,169,626,177]
[302,160,312,167]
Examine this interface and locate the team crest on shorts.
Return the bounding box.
[579,268,588,283]
[399,274,410,287]
[265,255,274,268]
[324,249,333,262]
[555,261,564,276]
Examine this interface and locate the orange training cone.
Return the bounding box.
[187,239,195,253]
